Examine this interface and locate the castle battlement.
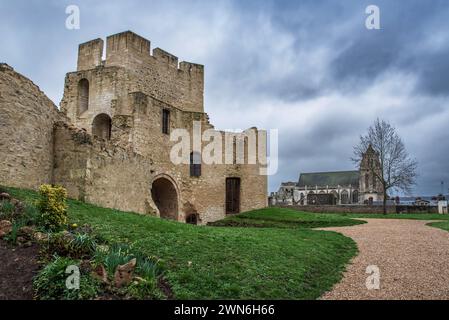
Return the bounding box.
[77,31,204,75]
[75,31,204,113]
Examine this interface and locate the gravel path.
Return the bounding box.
[320,219,449,300]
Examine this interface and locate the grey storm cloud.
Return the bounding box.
[1,0,448,195]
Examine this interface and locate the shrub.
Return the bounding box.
[37,185,68,231]
[33,256,100,300]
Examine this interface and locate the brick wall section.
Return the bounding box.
[0,64,62,190]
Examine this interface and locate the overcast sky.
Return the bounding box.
[1,0,449,195]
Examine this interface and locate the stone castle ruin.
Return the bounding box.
[0,31,268,224]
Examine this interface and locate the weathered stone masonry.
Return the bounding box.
[0,31,268,224]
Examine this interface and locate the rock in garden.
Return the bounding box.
[0,193,11,201]
[92,264,109,284]
[33,232,47,242]
[0,220,12,237]
[18,226,35,240]
[23,241,33,247]
[16,236,26,244]
[114,258,137,288]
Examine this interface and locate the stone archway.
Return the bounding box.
[151,177,178,221]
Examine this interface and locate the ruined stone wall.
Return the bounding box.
[0,64,62,190]
[54,31,267,224]
[53,121,156,214]
[127,92,267,224]
[55,89,267,224]
[60,66,130,133]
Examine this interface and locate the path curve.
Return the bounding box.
[320,219,449,300]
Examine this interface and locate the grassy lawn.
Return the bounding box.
[209,207,366,229]
[4,187,363,300]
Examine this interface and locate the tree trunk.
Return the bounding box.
[383,186,387,215]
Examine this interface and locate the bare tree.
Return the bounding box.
[352,119,418,214]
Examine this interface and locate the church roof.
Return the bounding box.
[281,181,297,187]
[298,171,359,188]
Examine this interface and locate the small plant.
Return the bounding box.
[134,251,165,281]
[44,231,73,257]
[0,201,15,219]
[92,243,166,298]
[69,233,97,259]
[22,204,40,226]
[37,185,68,231]
[4,219,25,245]
[127,278,165,300]
[94,243,134,277]
[33,256,100,300]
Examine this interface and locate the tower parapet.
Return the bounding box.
[75,31,204,113]
[77,38,104,71]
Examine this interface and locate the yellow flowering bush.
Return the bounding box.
[37,184,68,231]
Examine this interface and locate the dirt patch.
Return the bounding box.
[158,277,175,300]
[0,240,41,300]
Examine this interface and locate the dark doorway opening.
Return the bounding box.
[151,178,178,221]
[226,177,241,215]
[186,214,198,225]
[92,113,112,140]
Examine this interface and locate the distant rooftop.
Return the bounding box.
[281,182,297,187]
[298,171,359,188]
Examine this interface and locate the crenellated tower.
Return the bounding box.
[61,31,205,139]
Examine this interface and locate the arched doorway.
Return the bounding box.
[341,190,349,204]
[151,177,178,221]
[352,190,359,204]
[92,113,112,140]
[331,190,339,204]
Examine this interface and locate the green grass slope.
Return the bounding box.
[4,186,361,300]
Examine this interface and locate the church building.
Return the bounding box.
[271,146,384,206]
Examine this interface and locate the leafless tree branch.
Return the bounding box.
[352,118,418,213]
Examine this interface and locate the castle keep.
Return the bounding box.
[0,31,268,224]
